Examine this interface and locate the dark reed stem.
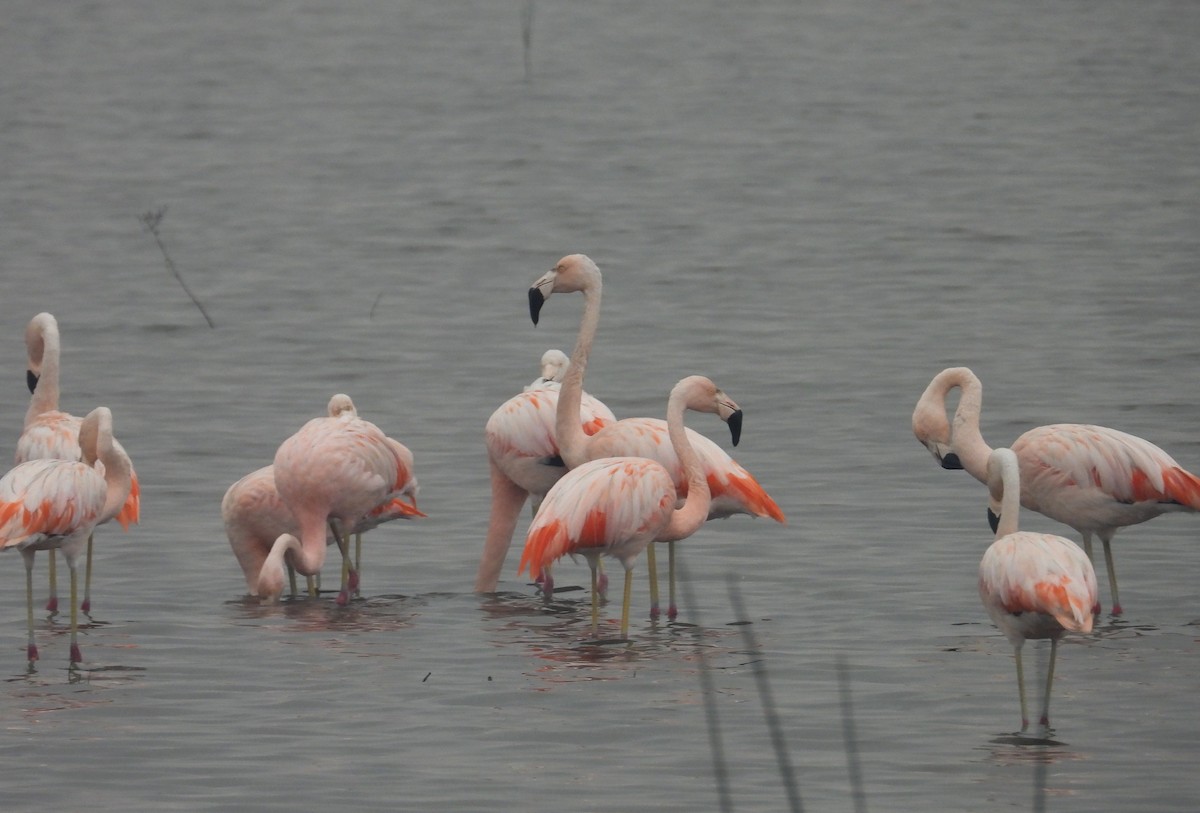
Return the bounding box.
[139,206,216,328]
[726,574,804,813]
[836,655,869,813]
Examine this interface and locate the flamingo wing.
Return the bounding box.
[14,411,82,465]
[519,457,675,576]
[0,459,107,548]
[979,532,1097,632]
[1016,424,1200,510]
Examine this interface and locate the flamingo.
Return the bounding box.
[268,394,420,605]
[519,375,742,640]
[224,398,425,600]
[475,350,616,593]
[16,312,141,613]
[978,447,1098,736]
[913,366,1200,616]
[528,254,785,617]
[1,407,133,666]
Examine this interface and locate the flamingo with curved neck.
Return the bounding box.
[528,255,784,617]
[519,376,742,640]
[913,366,1200,616]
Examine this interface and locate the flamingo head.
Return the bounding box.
[529,254,601,325]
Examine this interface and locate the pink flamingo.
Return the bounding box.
[224,398,425,600]
[267,394,420,605]
[914,366,1200,615]
[528,254,785,617]
[979,447,1097,736]
[475,350,616,593]
[1,407,133,666]
[519,376,742,639]
[16,312,141,613]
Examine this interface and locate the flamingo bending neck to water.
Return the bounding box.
[978,447,1097,736]
[1,407,133,666]
[528,254,784,617]
[519,375,741,640]
[913,366,1200,615]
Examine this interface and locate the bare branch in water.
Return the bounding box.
[139,206,216,328]
[836,656,869,813]
[726,575,804,813]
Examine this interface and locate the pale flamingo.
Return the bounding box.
[524,348,570,391]
[224,397,424,600]
[520,376,742,639]
[913,366,1200,615]
[475,350,616,593]
[16,312,141,613]
[528,254,785,617]
[1,407,133,666]
[268,394,420,605]
[978,447,1097,736]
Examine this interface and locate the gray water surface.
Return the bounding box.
[1,1,1198,811]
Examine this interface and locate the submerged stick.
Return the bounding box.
[726,575,804,813]
[836,656,869,813]
[139,206,216,328]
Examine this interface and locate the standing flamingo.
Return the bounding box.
[913,366,1200,615]
[1,407,133,666]
[978,447,1097,736]
[224,397,424,600]
[475,350,616,593]
[268,394,420,605]
[520,376,742,639]
[528,254,785,617]
[16,312,141,613]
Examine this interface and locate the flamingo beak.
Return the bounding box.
[941,452,963,470]
[987,506,1000,533]
[27,369,38,394]
[727,409,743,447]
[529,286,545,325]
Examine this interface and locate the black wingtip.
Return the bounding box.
[26,369,38,395]
[727,409,743,447]
[940,452,964,470]
[529,288,545,325]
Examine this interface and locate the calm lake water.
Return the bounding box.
[1,1,1198,811]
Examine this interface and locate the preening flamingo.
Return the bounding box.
[16,312,141,613]
[529,254,785,616]
[268,394,420,605]
[520,376,742,639]
[913,366,1200,615]
[1,407,133,666]
[524,348,570,391]
[475,350,616,593]
[978,447,1097,736]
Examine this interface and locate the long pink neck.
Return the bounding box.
[945,369,994,484]
[26,320,62,425]
[555,281,601,469]
[659,388,710,543]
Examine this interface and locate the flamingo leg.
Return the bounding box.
[620,567,634,641]
[1101,534,1122,616]
[287,562,299,598]
[597,560,608,600]
[307,574,318,597]
[23,550,38,663]
[68,558,82,665]
[1014,644,1029,733]
[645,542,661,619]
[667,541,678,620]
[46,549,58,613]
[354,533,363,597]
[588,561,600,636]
[330,521,355,606]
[81,533,94,614]
[1081,533,1101,615]
[1039,638,1058,734]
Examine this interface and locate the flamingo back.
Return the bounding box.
[0,459,107,549]
[519,457,675,576]
[978,531,1097,638]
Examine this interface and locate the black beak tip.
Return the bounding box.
[26,369,38,395]
[940,452,964,470]
[528,288,545,325]
[727,410,743,447]
[987,507,1000,534]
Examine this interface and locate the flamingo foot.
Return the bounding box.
[27,643,39,662]
[81,598,91,614]
[69,643,82,664]
[45,596,58,613]
[1020,717,1029,733]
[1111,602,1123,617]
[667,604,678,620]
[1039,715,1050,727]
[348,571,360,591]
[649,603,660,620]
[335,589,350,607]
[1091,601,1102,616]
